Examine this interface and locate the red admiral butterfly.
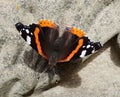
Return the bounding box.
[15,20,102,71]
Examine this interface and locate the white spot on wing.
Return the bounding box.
[31,32,33,35]
[26,36,31,45]
[80,50,87,58]
[83,46,85,48]
[87,45,90,48]
[26,29,29,34]
[22,28,25,30]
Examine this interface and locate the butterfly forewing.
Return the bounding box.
[15,22,38,52]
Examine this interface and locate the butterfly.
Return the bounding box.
[15,20,102,71]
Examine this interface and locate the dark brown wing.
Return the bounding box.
[15,20,59,60]
[57,27,102,62]
[38,20,59,58]
[58,27,85,62]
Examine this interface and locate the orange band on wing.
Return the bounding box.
[38,20,57,28]
[58,27,85,62]
[59,39,84,62]
[70,27,85,37]
[34,27,47,59]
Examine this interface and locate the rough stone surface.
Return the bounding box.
[0,0,120,97]
[116,33,120,55]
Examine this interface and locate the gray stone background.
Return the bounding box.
[0,0,120,97]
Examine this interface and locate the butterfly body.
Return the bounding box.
[15,20,102,70]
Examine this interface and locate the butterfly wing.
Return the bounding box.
[73,37,102,59]
[58,27,85,62]
[58,27,102,62]
[15,20,59,59]
[37,20,59,58]
[15,22,39,51]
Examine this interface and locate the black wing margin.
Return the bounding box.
[73,37,102,59]
[15,22,38,52]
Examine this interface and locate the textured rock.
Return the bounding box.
[116,33,120,55]
[0,0,120,97]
